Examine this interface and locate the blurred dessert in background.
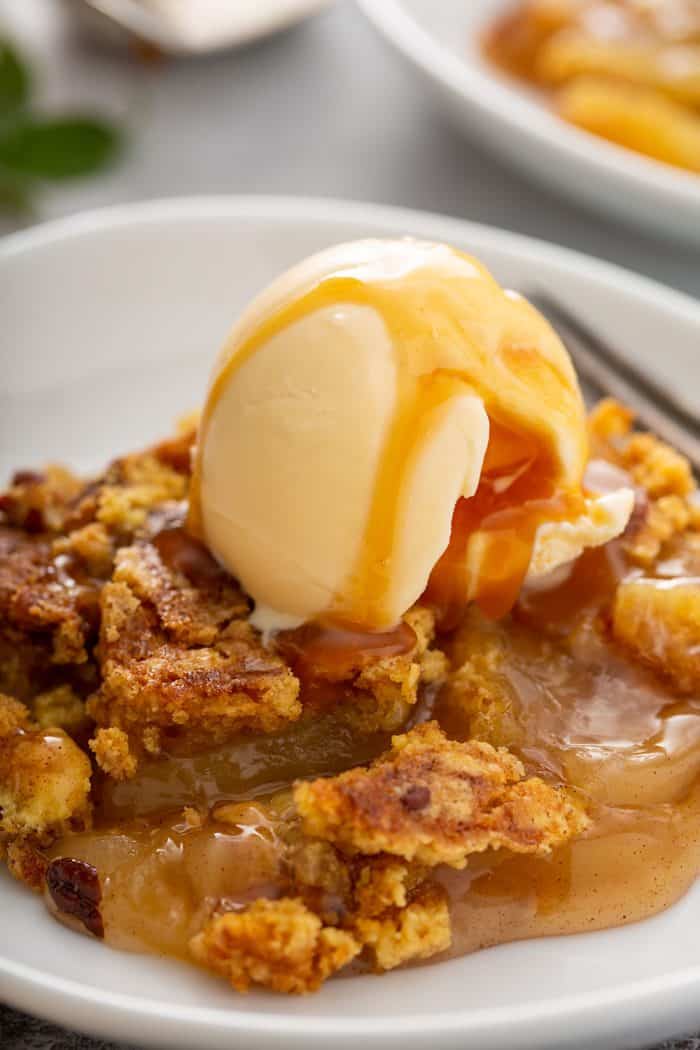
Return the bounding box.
[78,0,329,55]
[484,0,700,174]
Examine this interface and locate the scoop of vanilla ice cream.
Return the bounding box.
[197,299,489,631]
[191,238,633,631]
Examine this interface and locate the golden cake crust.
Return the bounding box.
[189,898,361,995]
[0,695,91,840]
[354,882,451,972]
[89,558,302,756]
[294,722,587,868]
[0,527,99,667]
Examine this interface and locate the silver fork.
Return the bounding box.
[528,293,700,474]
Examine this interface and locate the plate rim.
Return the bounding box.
[2,193,700,1048]
[2,193,699,319]
[3,948,700,1041]
[355,0,700,210]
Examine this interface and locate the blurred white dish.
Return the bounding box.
[80,0,329,54]
[357,0,700,245]
[2,196,700,1050]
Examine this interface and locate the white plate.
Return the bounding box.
[357,0,700,246]
[80,0,329,54]
[2,196,700,1050]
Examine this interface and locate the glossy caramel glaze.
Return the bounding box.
[436,538,700,956]
[425,420,581,625]
[47,526,700,966]
[49,717,396,956]
[275,619,417,680]
[190,241,588,629]
[48,805,284,955]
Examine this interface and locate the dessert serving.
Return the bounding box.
[2,236,699,997]
[484,0,700,175]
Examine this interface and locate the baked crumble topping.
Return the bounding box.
[2,399,699,995]
[294,721,586,867]
[190,897,361,995]
[89,536,301,758]
[0,694,91,840]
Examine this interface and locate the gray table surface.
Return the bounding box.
[1,1,699,1047]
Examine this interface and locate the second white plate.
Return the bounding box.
[358,0,700,245]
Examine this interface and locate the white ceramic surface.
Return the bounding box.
[81,0,329,54]
[357,0,700,246]
[2,196,700,1050]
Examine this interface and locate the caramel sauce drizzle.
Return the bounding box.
[275,618,417,680]
[426,420,583,627]
[189,251,587,632]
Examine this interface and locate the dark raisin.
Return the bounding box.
[46,857,104,938]
[11,470,45,486]
[401,785,431,811]
[23,507,45,533]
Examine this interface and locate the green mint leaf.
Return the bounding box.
[0,41,30,117]
[0,116,120,180]
[0,172,33,214]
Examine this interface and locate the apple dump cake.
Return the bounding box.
[2,239,699,995]
[484,0,700,174]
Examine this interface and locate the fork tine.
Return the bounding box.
[528,293,700,474]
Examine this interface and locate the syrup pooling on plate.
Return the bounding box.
[50,712,399,953]
[275,619,418,679]
[93,714,397,823]
[45,527,700,961]
[47,805,284,956]
[433,530,700,957]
